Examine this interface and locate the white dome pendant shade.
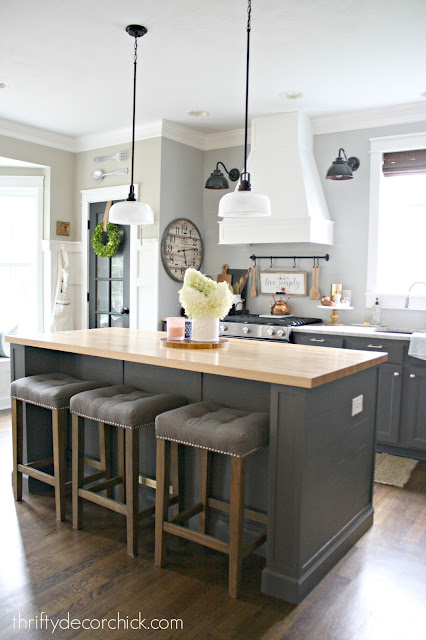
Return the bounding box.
[218,189,271,217]
[108,25,154,227]
[217,0,270,219]
[109,199,154,225]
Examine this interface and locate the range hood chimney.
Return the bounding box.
[218,112,334,245]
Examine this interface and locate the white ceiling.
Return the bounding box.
[1,0,426,138]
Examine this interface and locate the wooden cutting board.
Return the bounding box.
[217,264,232,289]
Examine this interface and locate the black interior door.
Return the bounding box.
[88,201,130,329]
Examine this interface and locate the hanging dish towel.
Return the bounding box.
[50,244,74,331]
[408,332,426,361]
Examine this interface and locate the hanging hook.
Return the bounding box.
[270,257,273,268]
[293,257,297,269]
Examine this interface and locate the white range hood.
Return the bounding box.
[218,112,333,245]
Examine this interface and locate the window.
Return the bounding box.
[0,177,44,331]
[368,133,426,308]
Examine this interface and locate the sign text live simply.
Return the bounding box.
[259,271,307,295]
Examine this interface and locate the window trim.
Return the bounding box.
[367,132,426,309]
[0,175,44,330]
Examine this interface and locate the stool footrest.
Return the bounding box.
[85,476,123,494]
[17,464,55,486]
[242,532,267,558]
[170,503,203,525]
[25,457,54,470]
[84,456,103,470]
[163,522,229,555]
[78,488,127,515]
[208,498,268,525]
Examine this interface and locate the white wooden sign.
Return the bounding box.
[259,271,307,295]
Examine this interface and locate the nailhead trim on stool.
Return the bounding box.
[154,402,269,598]
[11,373,110,522]
[70,385,186,557]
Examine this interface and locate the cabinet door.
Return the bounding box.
[401,365,426,450]
[376,363,402,444]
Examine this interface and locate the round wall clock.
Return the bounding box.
[161,218,203,282]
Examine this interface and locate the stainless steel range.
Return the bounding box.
[219,314,322,342]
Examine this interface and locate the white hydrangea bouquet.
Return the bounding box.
[179,268,233,341]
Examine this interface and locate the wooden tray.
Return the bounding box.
[160,338,228,349]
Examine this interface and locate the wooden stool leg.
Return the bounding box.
[170,442,182,517]
[125,428,139,557]
[98,421,112,498]
[72,414,85,529]
[117,427,125,503]
[155,439,171,567]
[199,450,212,534]
[229,457,246,598]
[11,398,23,501]
[52,409,68,522]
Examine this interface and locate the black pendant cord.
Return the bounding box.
[128,37,138,202]
[239,0,251,192]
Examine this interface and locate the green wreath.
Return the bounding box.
[91,222,120,258]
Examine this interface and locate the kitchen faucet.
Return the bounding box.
[405,281,426,308]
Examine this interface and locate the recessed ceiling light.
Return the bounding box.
[187,110,210,117]
[0,82,9,89]
[280,91,303,100]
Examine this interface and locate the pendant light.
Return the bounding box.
[109,25,154,225]
[326,148,360,181]
[218,0,271,218]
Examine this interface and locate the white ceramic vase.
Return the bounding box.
[191,316,219,342]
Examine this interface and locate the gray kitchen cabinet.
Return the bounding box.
[400,365,426,450]
[293,332,425,457]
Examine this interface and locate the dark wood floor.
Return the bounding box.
[0,409,425,640]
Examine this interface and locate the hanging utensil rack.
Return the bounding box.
[249,253,330,263]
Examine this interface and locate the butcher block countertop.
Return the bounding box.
[7,328,387,389]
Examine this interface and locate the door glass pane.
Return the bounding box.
[111,314,124,327]
[97,313,109,328]
[96,280,109,311]
[97,255,109,278]
[111,254,123,278]
[111,280,123,312]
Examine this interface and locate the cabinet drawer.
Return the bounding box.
[292,333,344,348]
[345,338,404,363]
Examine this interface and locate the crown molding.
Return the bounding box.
[2,102,426,154]
[0,118,76,152]
[75,121,163,152]
[312,102,426,135]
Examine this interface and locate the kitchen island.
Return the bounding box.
[7,328,387,604]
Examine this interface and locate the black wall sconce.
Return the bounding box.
[205,162,240,189]
[326,148,360,180]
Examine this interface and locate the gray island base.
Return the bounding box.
[8,329,385,604]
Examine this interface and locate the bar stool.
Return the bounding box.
[154,402,269,598]
[70,385,186,556]
[11,373,109,521]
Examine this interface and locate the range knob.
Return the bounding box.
[219,325,227,332]
[242,326,250,334]
[276,329,285,337]
[266,328,275,336]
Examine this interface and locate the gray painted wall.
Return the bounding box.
[202,121,426,330]
[158,137,204,323]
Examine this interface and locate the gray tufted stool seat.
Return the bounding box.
[70,385,186,556]
[154,402,269,598]
[11,373,108,521]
